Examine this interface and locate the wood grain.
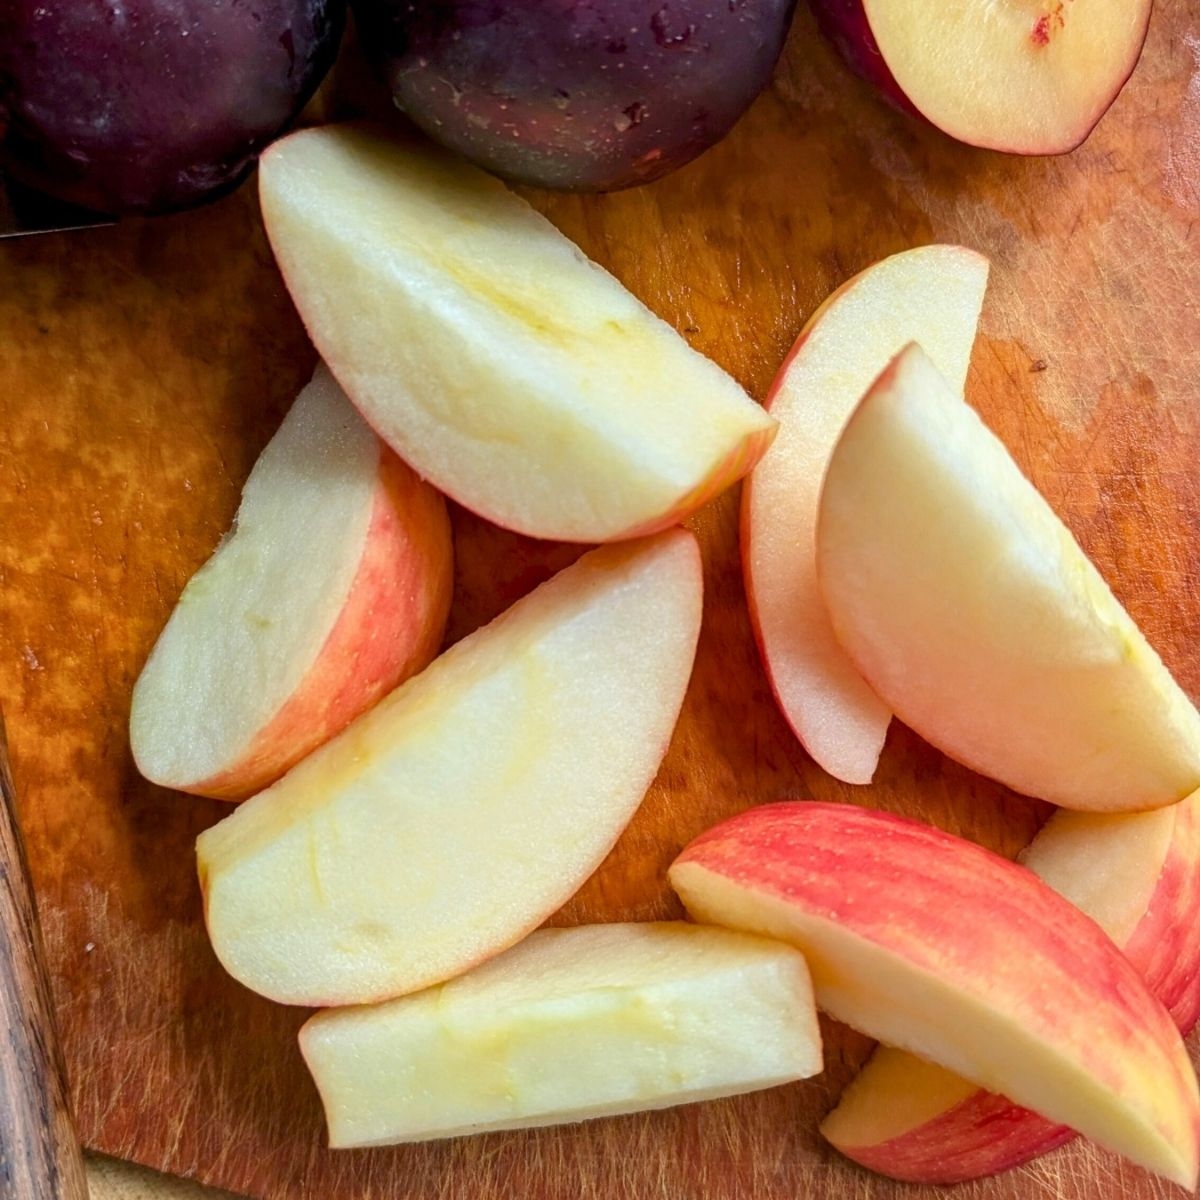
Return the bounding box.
[0,714,88,1200]
[0,4,1198,1199]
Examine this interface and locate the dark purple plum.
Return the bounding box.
[0,0,345,215]
[353,0,796,191]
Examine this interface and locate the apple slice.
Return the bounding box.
[669,801,1200,1188]
[1025,798,1200,1035]
[816,343,1200,811]
[809,0,1152,155]
[300,922,822,1146]
[197,529,703,1006]
[822,793,1200,1183]
[742,246,987,784]
[258,124,776,544]
[130,364,453,801]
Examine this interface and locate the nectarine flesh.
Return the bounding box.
[810,0,1152,154]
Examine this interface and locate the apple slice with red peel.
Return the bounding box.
[198,529,703,1007]
[816,343,1200,811]
[742,246,987,785]
[669,801,1200,1188]
[1026,799,1200,1034]
[822,1054,1075,1184]
[300,922,822,1147]
[809,0,1153,155]
[131,364,453,801]
[259,124,776,544]
[822,794,1200,1184]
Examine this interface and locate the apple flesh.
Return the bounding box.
[669,801,1200,1187]
[300,922,823,1146]
[742,246,988,784]
[258,124,776,543]
[197,529,703,1006]
[822,794,1200,1183]
[1027,799,1200,1035]
[131,364,453,801]
[809,0,1153,155]
[817,343,1200,811]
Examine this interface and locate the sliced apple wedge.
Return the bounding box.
[822,794,1200,1183]
[131,364,453,801]
[197,530,703,1006]
[259,124,776,544]
[810,0,1152,155]
[1026,798,1200,1034]
[742,246,987,785]
[301,922,822,1146]
[817,343,1200,811]
[669,801,1200,1188]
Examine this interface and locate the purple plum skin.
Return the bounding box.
[805,0,920,118]
[0,0,346,215]
[354,0,797,192]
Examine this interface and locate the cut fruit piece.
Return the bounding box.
[742,246,988,784]
[822,793,1200,1183]
[669,801,1200,1188]
[809,0,1152,154]
[259,124,776,543]
[131,364,453,801]
[1025,798,1200,1033]
[816,343,1200,811]
[197,530,703,1006]
[301,922,823,1146]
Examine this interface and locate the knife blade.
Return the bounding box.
[0,710,90,1200]
[0,176,113,239]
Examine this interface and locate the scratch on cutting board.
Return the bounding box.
[1165,32,1200,210]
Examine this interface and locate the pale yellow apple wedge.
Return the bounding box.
[131,364,452,800]
[197,530,702,1006]
[742,246,988,784]
[816,343,1200,811]
[301,922,822,1146]
[259,124,775,543]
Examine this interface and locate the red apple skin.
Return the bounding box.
[193,451,453,800]
[805,0,920,118]
[673,805,1183,1041]
[825,796,1200,1184]
[836,1106,1076,1187]
[1125,796,1200,1033]
[672,801,1200,1188]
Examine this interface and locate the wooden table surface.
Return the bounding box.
[1,5,1199,1198]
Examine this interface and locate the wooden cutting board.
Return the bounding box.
[2,6,1199,1198]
